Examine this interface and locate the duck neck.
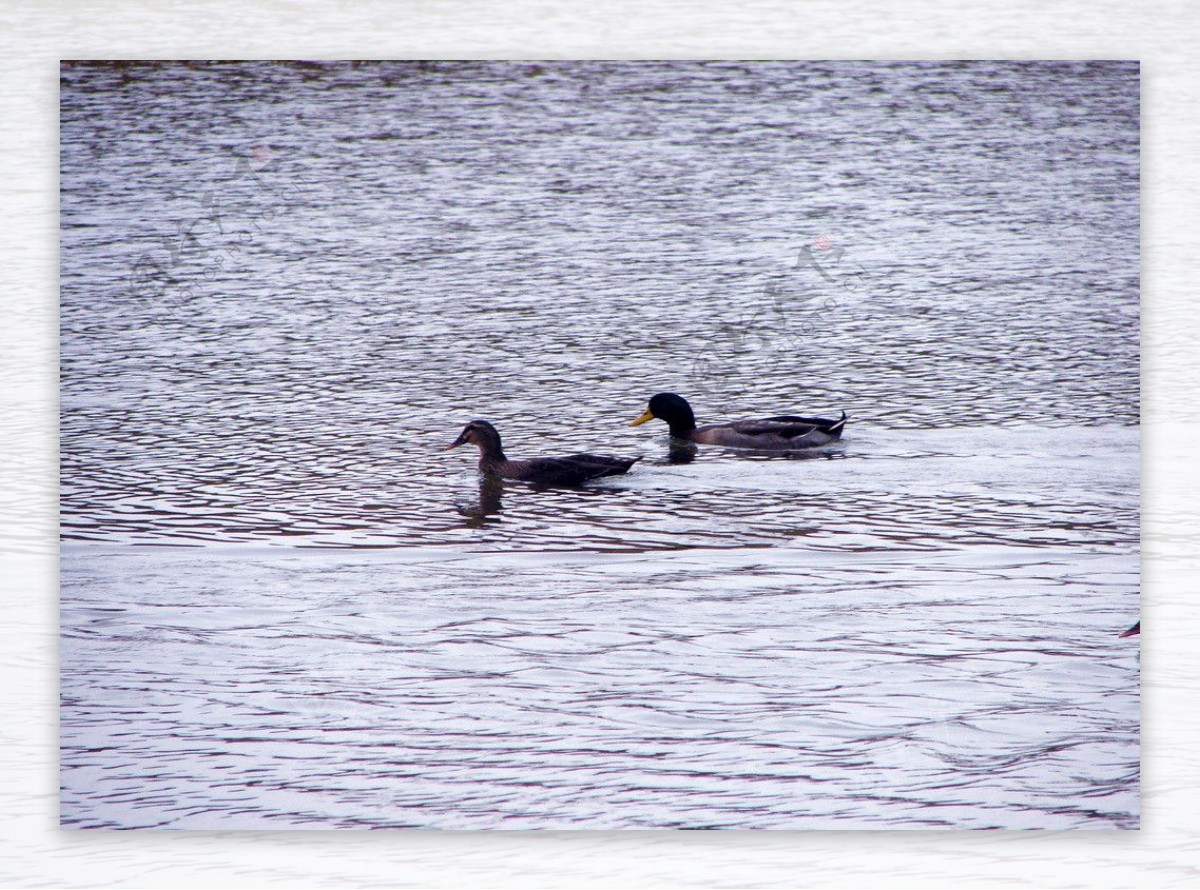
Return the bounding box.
[475,430,507,464]
[664,408,697,437]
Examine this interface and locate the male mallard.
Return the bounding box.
[447,419,641,486]
[630,392,846,450]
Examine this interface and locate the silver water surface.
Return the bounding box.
[60,61,1139,829]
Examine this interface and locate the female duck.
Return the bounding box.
[448,420,641,486]
[630,392,846,450]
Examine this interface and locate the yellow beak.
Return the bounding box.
[630,409,655,427]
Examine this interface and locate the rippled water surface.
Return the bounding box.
[59,61,1139,829]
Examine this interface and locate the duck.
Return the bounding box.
[447,419,641,486]
[1118,620,1140,638]
[630,392,846,450]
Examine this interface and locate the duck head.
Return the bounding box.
[630,392,697,435]
[447,419,505,459]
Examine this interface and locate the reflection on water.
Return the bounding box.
[666,441,699,465]
[457,477,506,528]
[59,61,1138,829]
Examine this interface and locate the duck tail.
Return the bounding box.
[828,410,848,434]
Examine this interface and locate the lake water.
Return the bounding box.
[59,60,1140,829]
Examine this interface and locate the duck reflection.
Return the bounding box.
[456,476,505,527]
[666,440,698,465]
[666,440,846,463]
[456,472,640,528]
[777,446,847,462]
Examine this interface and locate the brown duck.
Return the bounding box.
[447,420,641,486]
[630,392,846,450]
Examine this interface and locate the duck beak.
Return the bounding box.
[630,409,655,427]
[446,434,467,450]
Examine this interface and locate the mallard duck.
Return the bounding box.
[1118,620,1140,638]
[630,392,846,450]
[447,420,641,486]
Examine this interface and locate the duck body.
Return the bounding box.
[631,392,846,450]
[448,420,641,486]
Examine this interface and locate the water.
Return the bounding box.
[59,61,1139,829]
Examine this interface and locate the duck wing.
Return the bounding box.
[507,454,642,486]
[557,453,643,478]
[760,412,847,435]
[692,411,847,449]
[734,411,847,441]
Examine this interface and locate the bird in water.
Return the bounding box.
[1118,620,1140,638]
[447,419,641,486]
[630,392,846,450]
